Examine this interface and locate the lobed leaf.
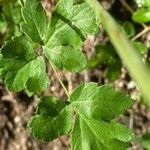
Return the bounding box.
[55,0,99,36]
[70,83,133,121]
[20,0,47,44]
[43,17,84,71]
[70,82,134,149]
[43,0,100,72]
[71,116,133,150]
[28,96,72,141]
[0,36,49,94]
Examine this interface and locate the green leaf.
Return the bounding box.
[28,96,72,141]
[71,116,133,150]
[55,0,99,36]
[3,1,21,25]
[60,46,87,72]
[70,83,134,149]
[134,0,150,7]
[88,44,118,68]
[88,44,122,80]
[132,7,150,23]
[20,0,47,44]
[144,0,150,6]
[139,134,150,149]
[122,21,135,38]
[43,0,100,72]
[133,41,148,55]
[1,1,22,40]
[71,116,106,150]
[88,44,113,68]
[43,17,85,71]
[70,83,133,121]
[104,59,121,81]
[0,36,49,94]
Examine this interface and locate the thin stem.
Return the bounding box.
[131,27,150,41]
[120,0,148,29]
[49,60,70,98]
[85,0,150,105]
[120,0,133,13]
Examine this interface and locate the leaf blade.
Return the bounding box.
[28,96,72,141]
[0,36,49,94]
[70,83,133,121]
[44,0,100,72]
[70,83,134,149]
[21,0,47,44]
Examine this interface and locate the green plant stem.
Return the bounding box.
[49,60,70,98]
[85,0,150,104]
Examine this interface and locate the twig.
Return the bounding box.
[129,110,134,129]
[131,27,150,41]
[120,0,133,13]
[49,60,70,98]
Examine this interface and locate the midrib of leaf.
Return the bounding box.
[83,119,106,148]
[78,117,84,149]
[108,97,115,116]
[53,12,86,41]
[43,46,61,55]
[70,83,98,102]
[75,111,107,148]
[72,99,115,119]
[44,21,66,44]
[30,6,43,41]
[23,5,44,42]
[9,57,37,89]
[42,117,54,136]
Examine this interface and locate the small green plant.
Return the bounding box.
[1,0,150,149]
